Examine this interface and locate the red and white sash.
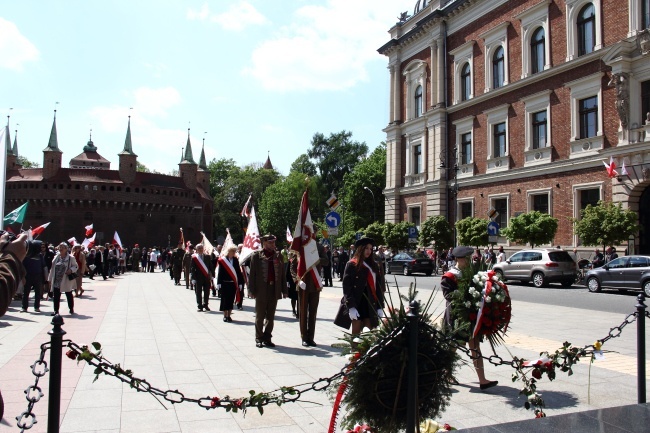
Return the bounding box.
[352,260,377,303]
[218,256,238,287]
[192,253,211,279]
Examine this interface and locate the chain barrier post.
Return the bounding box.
[48,314,66,433]
[636,293,646,404]
[406,300,419,433]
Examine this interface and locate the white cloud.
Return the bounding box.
[187,1,268,31]
[133,87,181,118]
[0,17,39,71]
[242,0,414,92]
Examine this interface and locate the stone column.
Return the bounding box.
[437,38,445,107]
[394,57,402,122]
[389,65,396,123]
[430,41,437,108]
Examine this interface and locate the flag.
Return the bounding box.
[220,228,235,257]
[68,237,77,246]
[113,231,123,250]
[621,160,629,177]
[200,231,215,256]
[240,193,252,218]
[82,232,96,250]
[179,227,185,248]
[239,206,261,263]
[326,193,340,210]
[290,189,321,288]
[85,223,94,237]
[3,202,28,225]
[603,156,618,178]
[286,226,293,243]
[31,222,51,238]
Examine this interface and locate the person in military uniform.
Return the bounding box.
[291,240,329,347]
[248,234,286,348]
[190,243,214,312]
[172,244,184,285]
[183,245,194,290]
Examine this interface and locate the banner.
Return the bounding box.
[85,223,94,237]
[3,202,28,226]
[290,189,321,287]
[31,222,51,238]
[82,232,96,250]
[220,228,235,257]
[113,231,123,250]
[239,206,261,263]
[200,231,214,256]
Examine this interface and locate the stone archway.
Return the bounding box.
[639,186,650,255]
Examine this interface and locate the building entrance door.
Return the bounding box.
[639,186,650,255]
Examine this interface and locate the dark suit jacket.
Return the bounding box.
[217,256,244,287]
[190,254,214,285]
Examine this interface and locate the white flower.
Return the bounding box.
[469,287,476,295]
[473,291,481,298]
[472,276,480,284]
[485,297,492,303]
[475,302,481,308]
[465,301,472,308]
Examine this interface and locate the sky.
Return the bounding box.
[1,0,415,175]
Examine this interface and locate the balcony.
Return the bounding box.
[404,173,425,187]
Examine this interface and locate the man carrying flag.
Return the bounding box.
[289,189,329,347]
[190,243,214,312]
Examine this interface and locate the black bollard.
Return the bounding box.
[406,300,419,433]
[637,293,647,404]
[48,314,66,433]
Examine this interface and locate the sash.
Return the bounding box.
[192,254,210,279]
[362,261,378,303]
[218,257,238,287]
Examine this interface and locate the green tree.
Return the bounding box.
[17,156,39,168]
[572,201,639,253]
[419,215,453,251]
[136,161,150,172]
[363,222,386,246]
[337,231,357,250]
[340,144,386,229]
[501,211,558,248]
[307,130,368,195]
[383,221,415,251]
[289,154,317,177]
[455,217,489,249]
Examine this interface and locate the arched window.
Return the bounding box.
[644,0,650,29]
[414,85,423,117]
[492,46,504,89]
[531,28,545,74]
[577,4,595,56]
[460,63,471,101]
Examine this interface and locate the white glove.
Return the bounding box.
[348,307,360,320]
[298,280,307,290]
[376,308,385,318]
[191,280,196,285]
[217,284,221,289]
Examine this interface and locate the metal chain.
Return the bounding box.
[15,341,53,431]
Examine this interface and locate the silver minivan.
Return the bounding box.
[492,249,576,288]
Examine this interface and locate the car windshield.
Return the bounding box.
[410,253,429,259]
[548,251,574,262]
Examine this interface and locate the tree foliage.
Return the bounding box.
[363,222,386,246]
[572,201,639,252]
[419,215,453,251]
[136,161,150,172]
[290,154,317,177]
[455,217,489,249]
[307,130,368,196]
[383,221,415,251]
[18,156,39,168]
[501,211,558,248]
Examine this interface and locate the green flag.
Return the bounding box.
[3,202,28,225]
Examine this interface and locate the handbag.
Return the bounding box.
[67,272,78,280]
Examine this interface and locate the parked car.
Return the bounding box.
[386,252,435,276]
[492,249,576,288]
[584,255,650,296]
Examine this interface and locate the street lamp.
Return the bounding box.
[363,186,376,221]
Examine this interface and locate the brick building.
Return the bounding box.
[379,0,650,254]
[4,114,213,247]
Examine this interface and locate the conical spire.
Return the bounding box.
[263,151,273,170]
[12,129,18,156]
[44,110,61,152]
[198,137,207,170]
[4,117,11,155]
[180,128,195,164]
[119,116,136,155]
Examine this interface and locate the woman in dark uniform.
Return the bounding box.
[216,246,243,322]
[286,251,298,317]
[334,238,385,336]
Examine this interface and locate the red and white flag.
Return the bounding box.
[220,228,235,258]
[82,232,96,250]
[85,223,94,237]
[286,226,293,243]
[603,156,618,178]
[31,222,51,238]
[200,231,215,256]
[239,206,261,263]
[67,237,77,246]
[289,189,322,289]
[621,160,629,177]
[113,231,123,251]
[240,193,252,218]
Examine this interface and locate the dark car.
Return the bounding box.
[386,252,435,276]
[585,255,650,296]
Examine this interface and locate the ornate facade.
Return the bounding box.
[4,114,213,247]
[380,0,650,253]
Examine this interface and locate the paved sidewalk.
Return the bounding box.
[0,271,648,432]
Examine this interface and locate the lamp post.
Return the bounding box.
[363,186,376,222]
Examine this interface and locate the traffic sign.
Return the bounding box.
[488,235,499,243]
[487,221,500,236]
[355,232,363,241]
[408,227,419,243]
[322,238,331,246]
[325,211,341,228]
[487,207,499,221]
[328,227,339,236]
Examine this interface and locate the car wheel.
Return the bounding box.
[403,266,411,276]
[644,280,650,297]
[494,269,505,281]
[561,279,573,288]
[532,272,546,288]
[587,277,601,293]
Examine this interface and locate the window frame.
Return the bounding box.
[572,181,604,246]
[577,3,596,56]
[485,104,510,173]
[480,22,510,93]
[451,40,475,104]
[527,187,553,215]
[493,46,505,89]
[532,110,548,149]
[461,63,472,101]
[578,95,599,139]
[531,27,546,74]
[565,0,602,61]
[408,205,422,230]
[402,60,428,121]
[414,85,423,118]
[413,143,422,174]
[457,199,474,221]
[453,115,475,178]
[516,0,551,79]
[521,90,552,166]
[489,193,510,243]
[566,73,604,158]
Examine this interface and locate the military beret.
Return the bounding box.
[452,245,474,258]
